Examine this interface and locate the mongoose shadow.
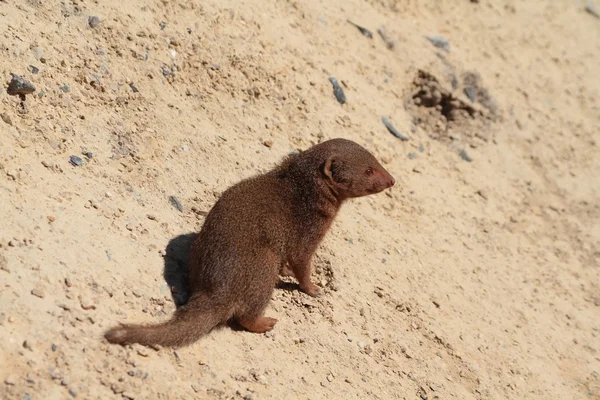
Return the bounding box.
[163,233,301,309]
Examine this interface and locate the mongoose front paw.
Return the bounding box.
[301,283,322,297]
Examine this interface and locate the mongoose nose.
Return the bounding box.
[388,176,395,188]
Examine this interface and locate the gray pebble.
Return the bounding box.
[70,155,83,166]
[7,74,36,96]
[129,83,139,93]
[464,87,477,102]
[407,152,417,159]
[28,65,39,74]
[32,47,43,60]
[68,387,78,397]
[459,150,472,162]
[161,66,172,77]
[426,35,450,52]
[51,344,57,352]
[328,77,346,104]
[84,152,93,159]
[60,84,70,93]
[347,20,373,38]
[88,16,101,28]
[382,116,409,141]
[586,1,600,18]
[168,196,184,212]
[420,394,427,400]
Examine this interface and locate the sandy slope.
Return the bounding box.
[1,0,599,399]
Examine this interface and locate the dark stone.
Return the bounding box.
[7,75,36,96]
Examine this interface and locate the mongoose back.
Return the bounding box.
[105,138,395,347]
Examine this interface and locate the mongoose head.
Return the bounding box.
[318,139,395,200]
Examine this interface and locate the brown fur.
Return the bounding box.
[105,138,395,347]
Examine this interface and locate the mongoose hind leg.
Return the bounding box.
[238,316,278,333]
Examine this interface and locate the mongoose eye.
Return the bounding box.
[365,167,373,176]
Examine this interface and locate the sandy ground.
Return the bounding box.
[1,0,599,399]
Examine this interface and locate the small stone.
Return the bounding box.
[426,35,450,52]
[60,84,70,93]
[28,65,39,74]
[328,77,346,104]
[47,216,56,223]
[61,377,70,386]
[476,190,488,200]
[4,374,17,385]
[137,347,150,357]
[585,1,600,18]
[168,196,183,212]
[146,214,157,221]
[327,373,334,382]
[31,286,45,298]
[23,340,33,350]
[129,83,139,93]
[263,140,273,148]
[88,16,101,28]
[464,87,477,102]
[32,47,43,60]
[84,152,93,159]
[420,394,428,400]
[70,155,83,166]
[7,74,36,96]
[407,152,417,160]
[122,392,135,399]
[52,344,57,352]
[68,387,78,397]
[1,113,12,126]
[458,150,472,162]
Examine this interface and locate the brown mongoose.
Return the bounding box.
[105,138,395,347]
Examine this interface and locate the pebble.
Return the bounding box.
[88,16,101,28]
[7,74,36,96]
[29,65,39,74]
[70,155,83,166]
[377,26,395,49]
[4,375,17,385]
[0,113,11,126]
[459,149,473,162]
[60,84,70,93]
[586,1,600,18]
[146,214,157,221]
[407,152,417,160]
[129,83,139,93]
[47,216,56,223]
[382,116,409,141]
[169,196,183,212]
[68,387,78,397]
[328,77,346,104]
[426,35,450,52]
[52,344,57,352]
[31,286,45,298]
[80,297,96,310]
[84,152,93,159]
[420,394,428,400]
[122,392,135,399]
[32,47,43,60]
[347,20,373,38]
[464,87,477,102]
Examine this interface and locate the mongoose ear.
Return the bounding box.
[322,155,338,182]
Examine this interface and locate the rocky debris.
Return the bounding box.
[459,149,473,162]
[381,116,409,141]
[7,74,36,96]
[168,196,184,212]
[88,16,101,28]
[1,113,12,126]
[585,1,600,18]
[347,20,373,38]
[377,26,395,50]
[328,77,346,104]
[426,35,450,52]
[70,155,83,166]
[31,286,45,298]
[411,70,477,121]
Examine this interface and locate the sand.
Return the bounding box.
[1,0,599,399]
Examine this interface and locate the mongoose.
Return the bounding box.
[105,138,395,347]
